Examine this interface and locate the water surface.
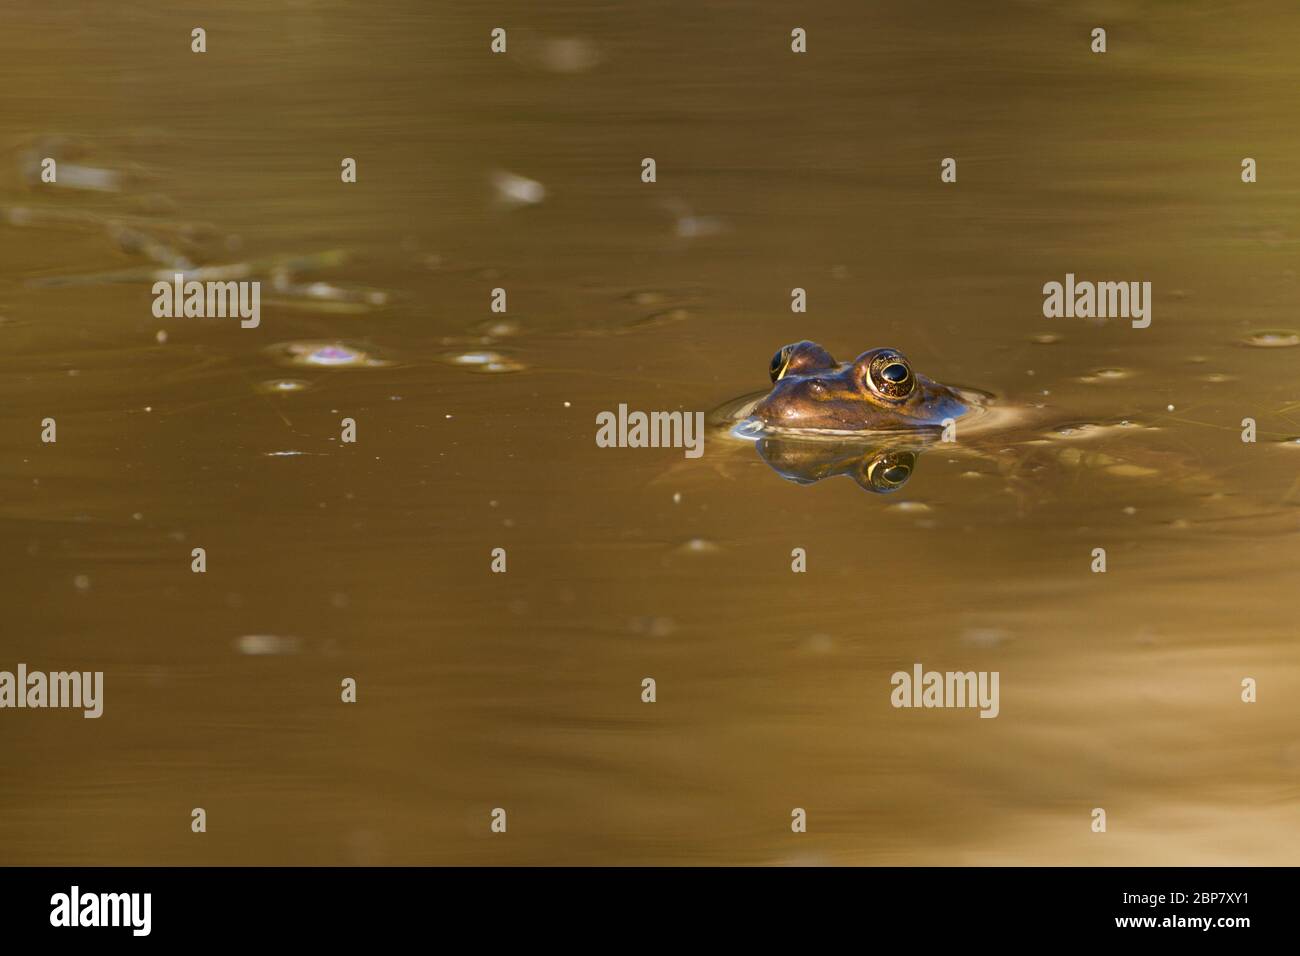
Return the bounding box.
[1,0,1298,865]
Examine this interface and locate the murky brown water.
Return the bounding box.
[2,1,1299,865]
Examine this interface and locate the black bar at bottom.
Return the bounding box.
[0,866,1277,942]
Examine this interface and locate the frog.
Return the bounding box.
[711,340,1300,534]
[749,340,975,432]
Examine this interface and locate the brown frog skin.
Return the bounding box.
[752,341,970,432]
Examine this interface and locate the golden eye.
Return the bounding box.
[867,352,914,400]
[769,346,791,383]
[864,451,915,493]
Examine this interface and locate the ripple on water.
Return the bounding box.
[1240,330,1300,348]
[267,341,389,368]
[1050,420,1155,440]
[1050,422,1105,439]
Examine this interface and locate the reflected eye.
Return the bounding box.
[769,347,790,382]
[863,451,916,493]
[881,464,911,484]
[866,352,914,400]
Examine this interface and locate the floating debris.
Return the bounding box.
[675,538,721,555]
[1240,330,1299,348]
[28,160,123,192]
[107,223,193,269]
[661,198,727,239]
[268,341,388,369]
[628,616,677,638]
[491,170,546,207]
[1106,463,1160,478]
[886,501,931,513]
[532,36,603,74]
[255,378,312,394]
[1052,421,1113,439]
[470,317,523,339]
[1030,333,1062,345]
[28,248,349,289]
[961,628,1011,648]
[235,634,302,656]
[267,273,390,313]
[441,351,526,373]
[1077,367,1132,383]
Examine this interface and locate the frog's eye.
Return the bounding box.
[865,351,915,400]
[771,341,836,382]
[769,346,790,382]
